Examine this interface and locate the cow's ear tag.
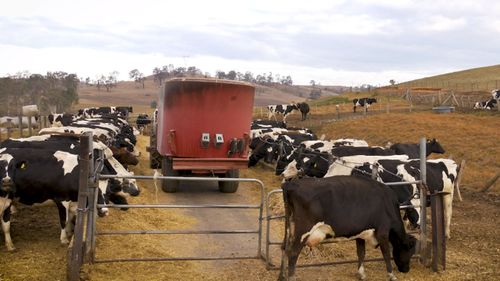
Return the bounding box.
[18,162,27,169]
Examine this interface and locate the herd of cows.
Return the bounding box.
[250,114,459,280]
[0,106,141,252]
[265,98,378,122]
[0,98,469,280]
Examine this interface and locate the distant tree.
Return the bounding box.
[281,75,293,85]
[236,72,244,81]
[226,70,237,80]
[173,67,186,77]
[266,72,273,84]
[187,66,202,77]
[256,74,266,84]
[243,71,254,83]
[153,67,167,86]
[215,70,226,79]
[0,71,79,114]
[129,69,145,88]
[389,79,396,86]
[310,80,316,86]
[103,71,118,92]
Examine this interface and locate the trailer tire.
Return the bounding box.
[161,157,179,193]
[149,131,162,169]
[218,169,239,193]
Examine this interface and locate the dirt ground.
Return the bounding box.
[1,133,499,281]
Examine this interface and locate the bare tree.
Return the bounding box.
[129,69,145,88]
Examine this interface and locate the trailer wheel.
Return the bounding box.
[161,157,179,193]
[149,131,162,169]
[218,169,239,193]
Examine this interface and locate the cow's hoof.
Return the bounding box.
[387,272,398,281]
[7,245,16,252]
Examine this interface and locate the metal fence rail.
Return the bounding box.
[89,174,265,264]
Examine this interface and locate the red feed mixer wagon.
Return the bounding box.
[150,77,255,193]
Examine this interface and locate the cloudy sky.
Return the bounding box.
[1,0,499,86]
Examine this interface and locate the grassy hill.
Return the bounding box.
[77,79,343,110]
[398,64,500,92]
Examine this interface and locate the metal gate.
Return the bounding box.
[67,133,266,280]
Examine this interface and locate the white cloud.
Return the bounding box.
[418,16,467,32]
[0,0,499,86]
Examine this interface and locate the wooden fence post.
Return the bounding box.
[454,160,465,201]
[18,115,23,138]
[67,133,92,281]
[481,171,500,192]
[27,116,32,137]
[336,105,340,120]
[6,120,12,139]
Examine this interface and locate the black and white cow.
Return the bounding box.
[353,98,377,113]
[0,142,140,250]
[39,126,115,145]
[352,158,458,238]
[0,148,101,250]
[281,149,405,180]
[279,176,417,281]
[250,127,289,139]
[300,139,369,153]
[473,98,497,110]
[136,114,152,130]
[78,106,130,118]
[390,138,445,159]
[251,119,287,130]
[48,113,78,127]
[248,131,317,167]
[267,104,298,122]
[115,106,133,117]
[296,102,310,121]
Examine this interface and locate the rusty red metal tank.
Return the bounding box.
[156,78,255,171]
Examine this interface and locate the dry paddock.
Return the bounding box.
[1,111,499,281]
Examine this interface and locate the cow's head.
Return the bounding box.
[369,98,377,104]
[248,137,276,167]
[392,234,417,273]
[281,150,331,180]
[427,139,445,155]
[122,176,140,197]
[103,177,139,211]
[0,155,15,193]
[111,146,139,167]
[275,145,300,175]
[492,89,500,100]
